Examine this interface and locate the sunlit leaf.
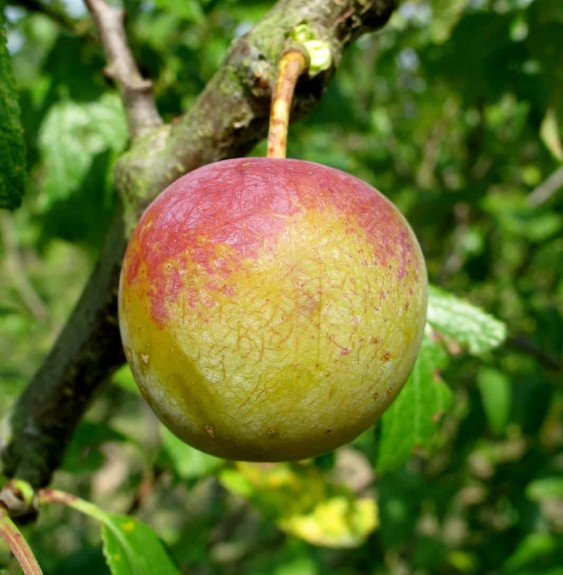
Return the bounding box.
[280,496,377,549]
[38,92,128,204]
[427,285,507,355]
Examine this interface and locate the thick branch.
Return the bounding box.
[84,0,162,137]
[1,0,397,488]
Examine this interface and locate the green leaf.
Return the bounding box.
[503,532,562,573]
[272,556,317,575]
[377,470,424,548]
[160,425,223,481]
[377,335,453,474]
[112,364,141,395]
[477,366,511,435]
[427,285,507,355]
[38,92,128,204]
[0,16,27,210]
[39,491,180,575]
[430,0,469,44]
[61,421,129,474]
[536,0,563,24]
[481,191,563,242]
[152,0,205,22]
[526,477,563,501]
[100,513,181,575]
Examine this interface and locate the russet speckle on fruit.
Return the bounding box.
[118,158,428,461]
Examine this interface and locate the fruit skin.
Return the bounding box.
[118,158,428,461]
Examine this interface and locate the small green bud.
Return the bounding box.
[303,40,332,76]
[290,24,332,76]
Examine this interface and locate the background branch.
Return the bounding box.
[84,0,162,137]
[528,164,563,207]
[507,335,562,373]
[1,0,398,488]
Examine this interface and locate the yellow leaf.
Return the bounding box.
[280,496,378,548]
[219,460,378,548]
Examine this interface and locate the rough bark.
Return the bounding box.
[1,0,398,488]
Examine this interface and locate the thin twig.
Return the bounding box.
[438,204,471,284]
[507,335,562,372]
[528,165,563,207]
[84,0,162,137]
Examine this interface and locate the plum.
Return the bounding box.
[118,157,427,461]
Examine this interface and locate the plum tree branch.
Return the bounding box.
[1,0,398,488]
[84,0,162,137]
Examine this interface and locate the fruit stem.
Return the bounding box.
[267,49,308,159]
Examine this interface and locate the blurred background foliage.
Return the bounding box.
[1,0,562,574]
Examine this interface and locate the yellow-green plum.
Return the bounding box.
[118,158,427,461]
